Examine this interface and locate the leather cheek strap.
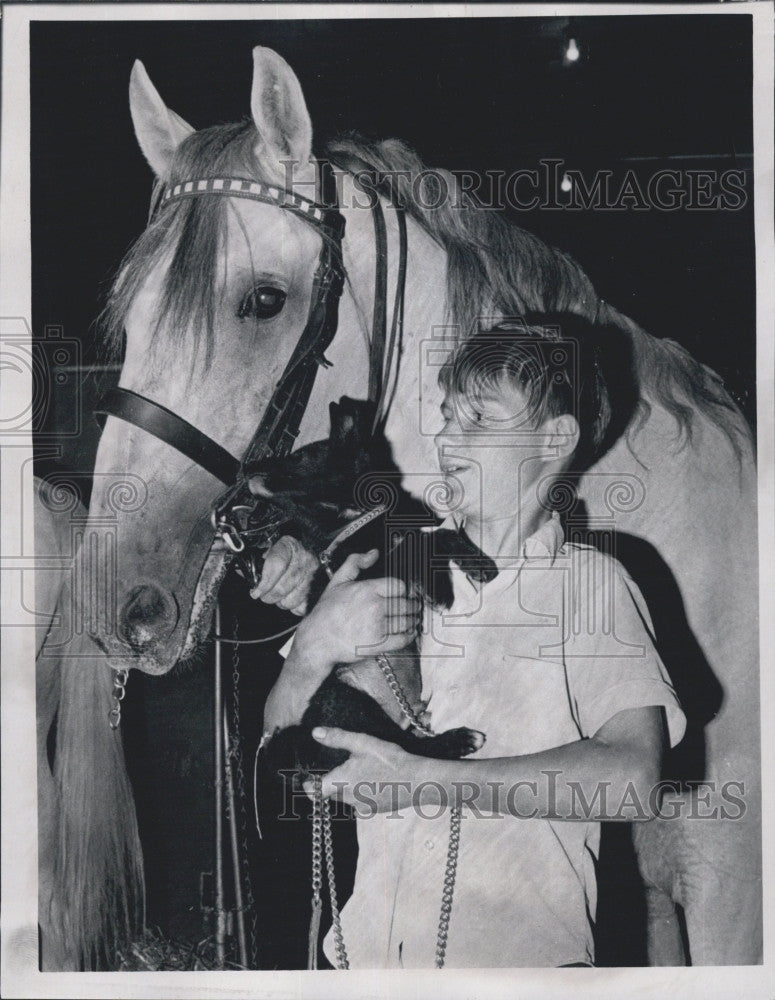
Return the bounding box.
[94,387,240,486]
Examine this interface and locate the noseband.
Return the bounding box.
[95,159,407,584]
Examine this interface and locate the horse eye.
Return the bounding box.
[237,285,287,321]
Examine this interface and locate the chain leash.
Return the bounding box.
[229,615,259,968]
[321,790,349,969]
[435,804,462,969]
[308,775,324,970]
[376,641,464,968]
[108,668,129,730]
[307,774,350,969]
[375,653,434,736]
[302,662,462,971]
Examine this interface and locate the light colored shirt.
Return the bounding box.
[324,514,686,968]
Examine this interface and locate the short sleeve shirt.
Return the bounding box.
[324,514,686,969]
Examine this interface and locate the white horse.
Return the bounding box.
[38,46,760,967]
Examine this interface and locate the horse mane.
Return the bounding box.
[102,122,750,455]
[328,135,600,336]
[327,134,750,456]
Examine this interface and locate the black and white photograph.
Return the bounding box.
[1,4,773,997]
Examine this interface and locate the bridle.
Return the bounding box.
[95,159,407,583]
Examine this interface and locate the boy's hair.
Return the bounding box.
[439,313,625,470]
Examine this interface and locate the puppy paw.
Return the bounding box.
[423,726,486,759]
[456,727,486,755]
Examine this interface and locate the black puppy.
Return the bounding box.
[246,397,497,780]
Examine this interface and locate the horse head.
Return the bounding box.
[81,48,392,674]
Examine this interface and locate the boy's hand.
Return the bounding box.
[261,550,421,734]
[304,727,426,813]
[294,550,421,669]
[249,535,318,615]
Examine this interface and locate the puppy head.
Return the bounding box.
[246,397,383,510]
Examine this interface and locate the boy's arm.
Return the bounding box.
[436,704,666,821]
[309,704,666,822]
[262,551,421,732]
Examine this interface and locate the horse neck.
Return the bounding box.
[296,171,449,488]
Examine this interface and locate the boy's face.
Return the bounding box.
[434,380,556,526]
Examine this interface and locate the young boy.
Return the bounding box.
[265,318,686,968]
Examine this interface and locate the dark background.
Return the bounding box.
[31,14,755,968]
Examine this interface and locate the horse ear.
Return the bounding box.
[129,60,194,178]
[250,47,313,181]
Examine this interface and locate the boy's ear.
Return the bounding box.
[543,414,580,459]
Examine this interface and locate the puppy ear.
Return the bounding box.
[329,400,357,452]
[337,397,376,443]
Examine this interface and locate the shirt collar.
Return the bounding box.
[521,511,564,564]
[437,510,564,571]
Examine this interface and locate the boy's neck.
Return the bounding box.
[466,503,553,561]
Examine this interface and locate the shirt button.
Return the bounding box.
[449,684,459,694]
[425,839,435,851]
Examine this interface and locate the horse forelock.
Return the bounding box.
[102,119,275,369]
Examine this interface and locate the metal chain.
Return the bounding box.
[308,776,324,970]
[376,653,434,735]
[108,668,129,730]
[259,609,455,971]
[435,804,463,968]
[376,625,469,968]
[309,654,465,970]
[321,791,349,970]
[229,615,259,968]
[308,775,461,971]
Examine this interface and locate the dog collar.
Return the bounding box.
[318,504,389,578]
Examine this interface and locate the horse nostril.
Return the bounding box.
[119,585,179,652]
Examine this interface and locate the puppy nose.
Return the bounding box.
[118,585,178,652]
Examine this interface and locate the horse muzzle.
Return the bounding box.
[117,583,180,654]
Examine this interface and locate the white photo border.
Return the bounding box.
[1,3,773,998]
